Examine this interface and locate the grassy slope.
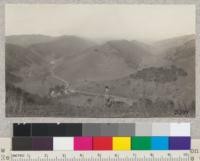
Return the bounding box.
[6,35,195,117]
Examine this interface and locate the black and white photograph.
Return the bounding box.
[5,4,195,117]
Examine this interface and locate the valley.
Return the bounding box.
[5,34,195,117]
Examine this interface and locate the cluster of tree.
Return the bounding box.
[130,65,187,83]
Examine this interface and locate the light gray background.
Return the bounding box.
[0,0,199,138]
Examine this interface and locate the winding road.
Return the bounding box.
[29,48,134,106]
[50,60,134,106]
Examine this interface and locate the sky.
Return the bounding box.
[6,4,195,41]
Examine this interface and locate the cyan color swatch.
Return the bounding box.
[151,137,169,150]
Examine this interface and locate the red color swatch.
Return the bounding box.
[93,137,112,150]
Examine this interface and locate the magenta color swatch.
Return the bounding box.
[74,137,92,150]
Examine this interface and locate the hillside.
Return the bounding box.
[165,39,195,62]
[6,43,55,96]
[6,35,53,47]
[6,34,195,117]
[5,43,48,72]
[155,34,195,51]
[162,36,195,79]
[55,40,152,81]
[6,43,32,72]
[30,36,96,60]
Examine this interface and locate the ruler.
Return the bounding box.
[1,138,200,161]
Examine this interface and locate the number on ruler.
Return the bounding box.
[191,148,199,154]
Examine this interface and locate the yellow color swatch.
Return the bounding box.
[112,137,131,150]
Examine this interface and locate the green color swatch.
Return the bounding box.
[131,136,151,150]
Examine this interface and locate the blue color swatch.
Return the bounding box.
[151,137,169,150]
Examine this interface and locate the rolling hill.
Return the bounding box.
[54,40,152,81]
[6,34,53,47]
[155,34,195,51]
[6,43,33,72]
[5,43,53,95]
[5,34,195,117]
[30,36,96,60]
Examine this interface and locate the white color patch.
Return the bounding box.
[53,137,74,150]
[170,123,190,136]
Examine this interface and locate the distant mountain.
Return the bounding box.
[107,40,151,68]
[6,35,53,47]
[5,35,97,95]
[155,34,195,51]
[6,43,33,72]
[6,43,46,70]
[159,35,195,71]
[6,43,50,87]
[77,35,195,111]
[153,34,195,72]
[5,34,195,98]
[55,40,152,81]
[165,38,195,90]
[165,39,195,61]
[156,35,195,106]
[30,36,96,60]
[6,43,32,84]
[6,34,195,118]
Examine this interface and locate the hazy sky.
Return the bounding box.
[6,4,195,41]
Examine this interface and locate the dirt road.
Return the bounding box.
[50,59,134,106]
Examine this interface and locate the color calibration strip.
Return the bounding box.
[12,136,191,151]
[12,123,190,151]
